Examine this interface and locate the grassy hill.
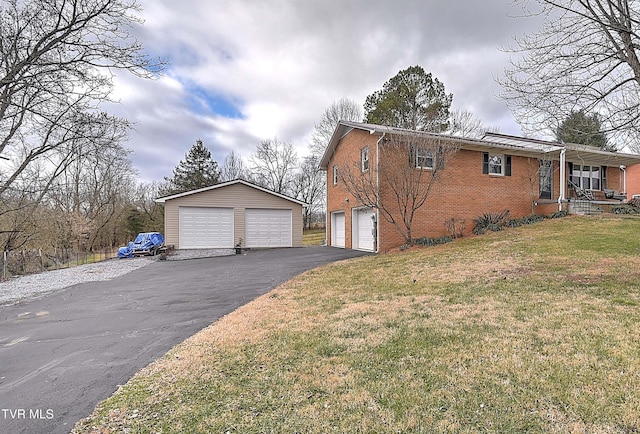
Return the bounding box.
[74,216,640,433]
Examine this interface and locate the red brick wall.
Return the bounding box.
[626,164,640,200]
[326,129,378,249]
[326,129,627,252]
[376,149,542,251]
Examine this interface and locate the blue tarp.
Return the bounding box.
[118,232,165,258]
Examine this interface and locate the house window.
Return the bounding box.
[333,165,338,185]
[482,152,512,176]
[415,147,434,169]
[539,160,552,199]
[361,147,369,172]
[489,154,503,174]
[570,164,602,190]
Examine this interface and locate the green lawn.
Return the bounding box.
[73,216,640,433]
[303,228,326,246]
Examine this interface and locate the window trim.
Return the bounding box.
[361,147,369,172]
[489,154,504,175]
[570,164,603,191]
[415,147,434,170]
[482,152,511,177]
[539,159,553,199]
[332,165,338,185]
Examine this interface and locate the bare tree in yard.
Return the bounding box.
[307,99,363,228]
[291,155,325,229]
[0,0,162,250]
[124,181,165,237]
[35,140,136,249]
[0,192,38,251]
[220,150,247,182]
[448,109,500,138]
[249,137,297,195]
[309,98,363,157]
[500,0,640,149]
[340,133,459,246]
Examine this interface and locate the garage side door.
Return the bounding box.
[332,212,345,248]
[245,209,292,248]
[179,207,234,249]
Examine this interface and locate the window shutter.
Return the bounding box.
[505,155,512,176]
[482,152,489,174]
[602,166,607,190]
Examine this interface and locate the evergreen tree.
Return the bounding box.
[556,110,614,151]
[165,140,221,194]
[364,65,453,132]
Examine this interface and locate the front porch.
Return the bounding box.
[566,199,625,215]
[536,196,626,215]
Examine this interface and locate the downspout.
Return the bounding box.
[558,148,566,211]
[324,198,328,247]
[375,132,385,253]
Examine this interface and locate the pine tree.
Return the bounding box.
[556,110,614,151]
[364,65,453,132]
[165,140,221,194]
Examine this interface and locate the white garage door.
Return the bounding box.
[179,207,234,249]
[354,208,375,252]
[245,209,292,248]
[332,212,345,248]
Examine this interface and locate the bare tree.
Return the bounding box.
[0,0,161,195]
[0,0,161,252]
[220,150,247,182]
[448,109,500,138]
[40,138,136,249]
[291,155,325,229]
[500,0,640,148]
[309,98,363,157]
[340,133,459,246]
[124,181,165,237]
[249,137,297,195]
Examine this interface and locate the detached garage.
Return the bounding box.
[156,180,305,249]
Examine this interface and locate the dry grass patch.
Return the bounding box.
[74,216,640,433]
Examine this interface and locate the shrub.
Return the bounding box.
[612,205,639,215]
[472,210,510,235]
[473,212,547,235]
[444,218,466,239]
[518,214,546,225]
[613,198,640,214]
[413,236,453,247]
[550,210,568,219]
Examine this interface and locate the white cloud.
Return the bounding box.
[112,0,539,182]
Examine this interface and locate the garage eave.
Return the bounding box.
[155,179,307,206]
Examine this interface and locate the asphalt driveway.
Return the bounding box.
[0,247,368,434]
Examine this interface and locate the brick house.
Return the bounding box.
[626,164,640,200]
[320,121,640,252]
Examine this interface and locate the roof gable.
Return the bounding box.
[155,179,307,206]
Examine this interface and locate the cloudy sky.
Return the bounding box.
[110,0,541,182]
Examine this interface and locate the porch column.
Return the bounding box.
[558,149,566,211]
